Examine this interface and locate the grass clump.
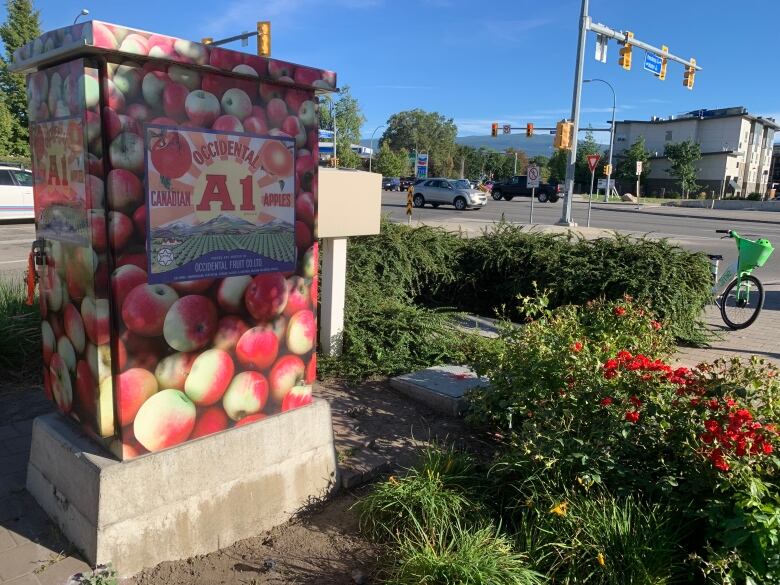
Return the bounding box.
[388,522,543,585]
[0,276,40,379]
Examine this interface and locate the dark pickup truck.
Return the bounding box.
[490,175,562,203]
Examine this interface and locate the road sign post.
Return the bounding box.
[586,154,600,227]
[528,164,540,224]
[406,186,413,224]
[636,160,643,205]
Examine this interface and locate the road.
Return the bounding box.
[381,191,780,282]
[1,197,779,283]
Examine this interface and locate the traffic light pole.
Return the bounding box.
[558,0,589,227]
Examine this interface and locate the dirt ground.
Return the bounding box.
[126,378,490,585]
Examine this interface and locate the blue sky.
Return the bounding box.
[20,0,780,137]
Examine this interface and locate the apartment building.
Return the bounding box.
[613,107,778,197]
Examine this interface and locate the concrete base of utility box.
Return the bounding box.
[26,399,337,577]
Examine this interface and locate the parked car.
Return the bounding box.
[490,175,561,203]
[413,178,488,211]
[399,176,416,191]
[0,163,33,221]
[381,177,401,191]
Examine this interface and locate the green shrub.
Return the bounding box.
[0,277,40,379]
[355,446,488,541]
[747,192,762,201]
[665,192,682,199]
[387,522,543,585]
[518,492,687,584]
[443,224,710,343]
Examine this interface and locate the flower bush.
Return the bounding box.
[465,294,780,582]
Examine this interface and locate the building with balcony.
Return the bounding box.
[614,107,778,197]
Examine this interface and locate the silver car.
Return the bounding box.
[413,178,487,211]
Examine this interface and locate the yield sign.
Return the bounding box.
[587,154,601,172]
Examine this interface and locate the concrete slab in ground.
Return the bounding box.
[390,365,487,416]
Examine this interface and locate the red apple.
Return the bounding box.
[184,89,220,128]
[63,302,86,354]
[295,220,312,255]
[259,82,284,103]
[259,140,293,176]
[284,90,307,117]
[163,82,188,120]
[281,384,313,412]
[89,209,107,253]
[213,316,249,352]
[105,78,126,113]
[283,277,310,318]
[92,22,119,50]
[75,359,97,418]
[171,279,214,294]
[245,273,288,321]
[154,351,197,390]
[244,115,268,135]
[302,243,318,280]
[286,309,315,355]
[109,131,144,174]
[126,102,150,124]
[190,406,229,439]
[222,371,269,421]
[107,168,143,214]
[209,47,243,71]
[295,192,315,229]
[81,296,110,345]
[49,353,73,413]
[236,325,279,371]
[268,354,305,403]
[42,320,55,364]
[115,368,159,427]
[117,252,147,271]
[133,389,196,452]
[111,265,147,314]
[217,275,252,313]
[184,348,235,406]
[305,355,316,384]
[163,295,218,352]
[119,33,149,56]
[293,68,320,87]
[108,211,134,252]
[200,74,230,101]
[281,115,306,148]
[132,205,146,241]
[266,97,288,128]
[235,412,267,427]
[121,284,179,337]
[141,70,169,108]
[268,60,294,80]
[212,114,243,132]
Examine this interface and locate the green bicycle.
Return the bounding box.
[708,229,774,330]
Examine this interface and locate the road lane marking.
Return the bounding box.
[0,239,34,245]
[0,259,27,265]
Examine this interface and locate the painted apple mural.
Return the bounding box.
[24,23,329,460]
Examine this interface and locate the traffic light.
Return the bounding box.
[526,123,534,137]
[618,31,634,70]
[202,37,213,45]
[491,123,498,137]
[604,163,612,176]
[553,120,573,150]
[683,58,696,90]
[257,21,271,57]
[658,45,668,81]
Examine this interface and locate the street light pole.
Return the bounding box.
[74,8,89,24]
[584,78,616,202]
[558,0,589,226]
[368,124,385,174]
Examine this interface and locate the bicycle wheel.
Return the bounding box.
[720,275,764,330]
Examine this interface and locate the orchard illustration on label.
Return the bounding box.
[29,116,89,246]
[146,125,296,283]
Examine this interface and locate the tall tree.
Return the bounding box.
[616,136,651,189]
[381,109,457,177]
[373,143,409,177]
[548,149,568,183]
[319,85,365,169]
[0,0,41,156]
[664,140,701,198]
[575,129,602,187]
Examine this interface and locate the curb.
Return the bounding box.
[587,203,780,226]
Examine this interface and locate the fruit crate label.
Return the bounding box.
[145,124,296,283]
[30,115,90,246]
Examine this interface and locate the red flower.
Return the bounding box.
[704,419,720,433]
[707,399,719,410]
[613,306,626,317]
[625,410,640,423]
[763,443,774,455]
[725,398,736,408]
[651,320,662,330]
[604,370,617,380]
[600,397,613,406]
[571,341,583,353]
[617,350,632,362]
[713,457,730,472]
[604,359,619,370]
[629,395,642,407]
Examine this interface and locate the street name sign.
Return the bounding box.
[643,52,662,75]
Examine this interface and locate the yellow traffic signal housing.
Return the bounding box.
[526,123,534,137]
[257,21,271,57]
[554,120,573,150]
[491,123,498,137]
[658,45,668,80]
[618,31,634,70]
[604,163,612,176]
[683,58,696,90]
[202,37,213,45]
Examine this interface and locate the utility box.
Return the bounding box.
[12,22,336,460]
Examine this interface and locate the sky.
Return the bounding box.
[16,0,780,138]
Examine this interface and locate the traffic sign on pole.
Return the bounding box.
[643,52,663,75]
[527,164,540,188]
[587,153,601,172]
[503,124,511,135]
[636,160,643,176]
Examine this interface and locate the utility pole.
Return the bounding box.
[558,0,589,226]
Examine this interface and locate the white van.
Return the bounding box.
[0,164,34,221]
